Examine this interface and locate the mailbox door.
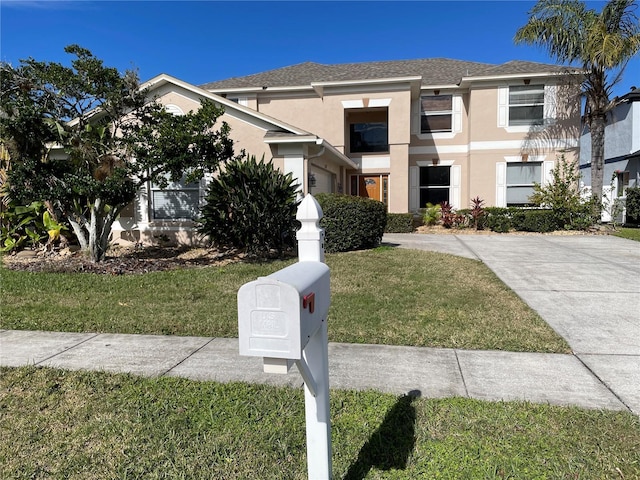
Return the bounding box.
[238,280,302,360]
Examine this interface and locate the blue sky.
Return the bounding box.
[1,0,638,99]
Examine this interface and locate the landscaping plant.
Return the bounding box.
[385,213,414,233]
[469,196,485,230]
[315,193,387,253]
[529,156,597,229]
[0,45,238,262]
[198,155,299,256]
[422,202,441,226]
[625,186,640,224]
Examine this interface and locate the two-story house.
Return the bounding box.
[579,87,640,222]
[113,59,582,245]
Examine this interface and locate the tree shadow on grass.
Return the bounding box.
[343,390,421,480]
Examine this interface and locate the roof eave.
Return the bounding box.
[311,76,423,97]
[459,70,579,87]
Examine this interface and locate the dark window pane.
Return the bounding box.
[350,122,388,153]
[420,166,450,186]
[421,95,452,112]
[421,114,452,133]
[420,188,449,207]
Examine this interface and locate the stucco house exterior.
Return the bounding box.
[579,87,640,222]
[113,58,582,245]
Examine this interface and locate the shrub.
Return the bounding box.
[470,196,485,230]
[422,203,441,226]
[315,193,387,253]
[198,155,299,256]
[518,210,559,233]
[0,200,47,252]
[529,155,595,229]
[440,201,455,228]
[626,187,640,224]
[385,213,414,233]
[485,207,512,233]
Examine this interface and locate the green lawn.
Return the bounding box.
[1,366,638,480]
[613,227,640,242]
[0,247,569,353]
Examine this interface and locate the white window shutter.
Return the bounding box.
[496,162,507,207]
[409,166,419,211]
[453,95,463,133]
[544,85,556,124]
[451,165,461,209]
[498,86,508,128]
[543,160,555,186]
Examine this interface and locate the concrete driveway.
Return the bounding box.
[383,233,640,412]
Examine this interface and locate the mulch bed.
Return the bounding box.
[2,224,615,275]
[2,246,243,275]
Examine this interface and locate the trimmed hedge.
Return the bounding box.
[626,187,640,225]
[385,213,414,233]
[484,206,595,233]
[315,193,387,253]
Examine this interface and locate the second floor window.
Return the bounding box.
[350,122,388,153]
[509,85,544,126]
[421,95,453,133]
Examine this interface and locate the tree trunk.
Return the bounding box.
[68,199,119,262]
[590,114,606,205]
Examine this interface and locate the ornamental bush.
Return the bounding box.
[385,213,414,233]
[485,207,512,233]
[315,193,387,253]
[626,187,640,224]
[198,155,299,256]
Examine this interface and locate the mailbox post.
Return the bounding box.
[237,194,332,480]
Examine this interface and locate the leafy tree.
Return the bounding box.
[515,0,640,204]
[0,45,238,261]
[198,155,300,256]
[529,155,598,228]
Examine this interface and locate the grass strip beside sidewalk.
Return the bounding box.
[1,366,638,480]
[0,248,569,353]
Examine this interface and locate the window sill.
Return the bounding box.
[417,132,457,140]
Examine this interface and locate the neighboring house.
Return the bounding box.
[114,58,582,245]
[579,87,640,222]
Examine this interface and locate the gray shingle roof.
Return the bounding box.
[201,58,568,90]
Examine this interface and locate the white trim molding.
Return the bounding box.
[416,160,455,167]
[351,156,391,169]
[410,145,469,155]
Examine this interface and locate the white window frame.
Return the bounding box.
[150,174,202,221]
[420,95,453,133]
[410,161,460,210]
[498,84,554,132]
[418,94,462,139]
[505,161,542,206]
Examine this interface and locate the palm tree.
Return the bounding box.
[515,0,640,205]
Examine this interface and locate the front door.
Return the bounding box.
[359,176,380,200]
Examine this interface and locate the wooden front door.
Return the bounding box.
[359,176,381,200]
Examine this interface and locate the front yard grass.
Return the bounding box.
[613,226,640,242]
[1,366,638,480]
[0,247,569,353]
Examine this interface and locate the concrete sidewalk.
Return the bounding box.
[0,329,629,412]
[2,234,638,414]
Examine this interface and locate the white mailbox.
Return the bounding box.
[238,261,330,361]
